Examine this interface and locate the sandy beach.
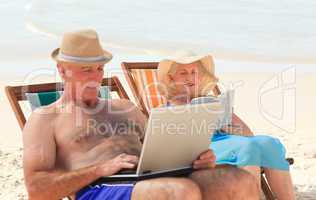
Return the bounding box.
[0,71,315,199]
[1,0,316,199]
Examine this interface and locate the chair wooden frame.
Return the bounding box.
[5,76,129,130]
[121,61,294,200]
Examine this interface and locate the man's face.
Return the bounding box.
[58,62,104,100]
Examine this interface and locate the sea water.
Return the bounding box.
[1,0,316,76]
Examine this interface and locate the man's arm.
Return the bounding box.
[23,109,138,200]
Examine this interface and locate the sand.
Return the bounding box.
[0,71,315,199]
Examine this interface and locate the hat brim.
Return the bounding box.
[165,54,209,64]
[51,48,113,65]
[157,54,215,82]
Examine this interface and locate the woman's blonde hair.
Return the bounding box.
[159,61,218,100]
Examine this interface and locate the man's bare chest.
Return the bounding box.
[53,112,143,149]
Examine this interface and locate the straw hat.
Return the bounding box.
[51,29,112,65]
[157,51,216,84]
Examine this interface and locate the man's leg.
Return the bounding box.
[241,166,261,189]
[189,165,260,200]
[131,177,202,200]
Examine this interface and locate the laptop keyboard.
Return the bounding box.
[116,169,136,175]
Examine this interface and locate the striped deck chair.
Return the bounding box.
[5,76,128,130]
[25,86,111,111]
[121,61,294,200]
[129,68,166,113]
[122,62,221,116]
[5,76,129,200]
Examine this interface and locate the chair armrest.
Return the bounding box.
[286,158,294,165]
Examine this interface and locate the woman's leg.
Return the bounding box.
[250,135,295,199]
[264,168,295,200]
[212,132,294,199]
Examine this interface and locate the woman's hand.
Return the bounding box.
[193,149,216,169]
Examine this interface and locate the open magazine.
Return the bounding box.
[190,89,234,128]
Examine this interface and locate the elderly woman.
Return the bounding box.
[157,52,295,200]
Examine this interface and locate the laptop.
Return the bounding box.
[191,89,234,126]
[99,102,224,182]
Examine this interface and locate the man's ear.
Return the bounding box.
[57,63,66,79]
[167,74,174,82]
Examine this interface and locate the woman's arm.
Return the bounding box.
[220,113,253,136]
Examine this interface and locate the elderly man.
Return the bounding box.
[23,29,259,200]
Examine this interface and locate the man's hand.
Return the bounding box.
[193,149,216,169]
[95,153,139,177]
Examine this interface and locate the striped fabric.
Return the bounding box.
[26,91,63,110]
[26,86,112,110]
[131,69,166,111]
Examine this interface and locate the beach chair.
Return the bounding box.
[5,76,129,130]
[121,61,294,200]
[5,76,129,200]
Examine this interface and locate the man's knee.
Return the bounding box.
[189,166,234,198]
[234,167,260,199]
[132,178,202,200]
[223,166,260,200]
[189,165,260,200]
[190,165,239,188]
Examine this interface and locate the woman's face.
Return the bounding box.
[169,62,203,99]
